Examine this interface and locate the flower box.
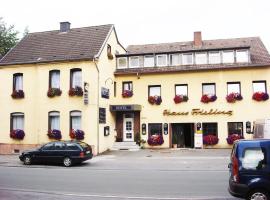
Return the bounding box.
[203,135,219,145]
[252,92,269,101]
[122,90,133,98]
[147,134,164,146]
[47,129,62,140]
[226,134,244,145]
[47,88,62,97]
[68,86,83,97]
[174,95,188,104]
[70,129,85,140]
[201,94,217,103]
[11,90,24,99]
[226,93,243,103]
[148,96,162,105]
[10,129,25,140]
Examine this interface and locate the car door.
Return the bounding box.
[37,142,55,163]
[51,142,66,163]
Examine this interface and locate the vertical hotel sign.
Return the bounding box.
[84,82,89,105]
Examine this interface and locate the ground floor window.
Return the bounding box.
[11,113,24,130]
[70,111,81,130]
[49,111,60,130]
[202,123,218,136]
[228,122,243,136]
[148,123,162,136]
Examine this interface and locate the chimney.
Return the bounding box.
[194,31,202,47]
[60,22,71,32]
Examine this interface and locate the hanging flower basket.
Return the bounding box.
[174,95,188,104]
[68,86,83,97]
[203,135,219,145]
[226,93,243,103]
[147,134,164,146]
[122,90,133,98]
[47,129,62,140]
[148,96,162,105]
[252,92,269,101]
[47,88,62,97]
[226,134,244,145]
[10,129,25,140]
[70,129,85,140]
[201,94,217,103]
[11,90,25,99]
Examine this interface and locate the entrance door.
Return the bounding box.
[171,123,194,148]
[123,116,134,142]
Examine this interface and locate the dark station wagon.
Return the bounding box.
[19,141,93,167]
[228,139,270,200]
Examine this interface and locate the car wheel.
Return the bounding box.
[23,155,31,165]
[63,157,72,167]
[247,189,269,200]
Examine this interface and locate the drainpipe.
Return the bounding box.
[93,56,100,155]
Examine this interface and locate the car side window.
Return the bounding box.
[42,143,54,151]
[66,143,79,150]
[242,147,267,170]
[54,142,65,150]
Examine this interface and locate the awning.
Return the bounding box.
[110,104,141,112]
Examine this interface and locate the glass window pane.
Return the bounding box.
[236,50,249,63]
[148,123,162,136]
[129,57,139,68]
[202,123,218,136]
[253,82,266,93]
[71,116,81,130]
[228,83,240,94]
[72,70,82,88]
[203,84,215,95]
[242,148,266,170]
[176,85,188,96]
[15,75,23,90]
[149,86,161,96]
[170,54,180,66]
[144,56,154,67]
[50,116,60,130]
[209,52,221,64]
[13,115,24,130]
[117,57,127,69]
[157,55,167,66]
[223,51,234,63]
[182,53,193,65]
[51,71,60,88]
[195,53,207,64]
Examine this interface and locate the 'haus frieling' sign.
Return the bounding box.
[163,108,233,116]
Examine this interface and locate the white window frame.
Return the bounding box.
[170,54,181,66]
[222,50,235,64]
[129,56,140,68]
[236,49,249,63]
[195,52,208,65]
[144,55,155,67]
[182,53,193,65]
[209,51,221,64]
[156,54,168,67]
[117,57,128,69]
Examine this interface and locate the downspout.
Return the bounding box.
[93,56,100,155]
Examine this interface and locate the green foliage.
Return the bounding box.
[0,17,19,57]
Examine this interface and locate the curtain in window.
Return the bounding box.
[71,116,81,130]
[123,83,132,91]
[149,87,161,96]
[253,82,266,93]
[15,75,23,90]
[72,71,82,88]
[228,83,240,94]
[51,71,60,88]
[50,116,60,130]
[13,115,24,130]
[176,85,188,96]
[203,84,215,95]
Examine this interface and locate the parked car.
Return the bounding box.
[228,139,270,200]
[19,141,93,167]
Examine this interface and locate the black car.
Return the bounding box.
[228,139,270,200]
[19,141,93,167]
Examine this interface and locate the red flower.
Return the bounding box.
[174,95,188,104]
[252,92,269,101]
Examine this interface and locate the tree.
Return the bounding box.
[0,17,19,57]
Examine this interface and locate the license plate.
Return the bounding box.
[86,151,90,154]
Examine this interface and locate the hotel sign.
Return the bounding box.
[163,108,233,116]
[110,104,142,112]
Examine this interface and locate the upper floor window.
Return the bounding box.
[129,56,140,68]
[49,70,60,89]
[195,52,207,64]
[222,51,235,63]
[209,52,221,64]
[156,54,167,67]
[70,111,81,130]
[13,73,23,91]
[170,54,180,66]
[122,81,133,92]
[117,57,127,69]
[70,69,82,88]
[202,83,216,95]
[107,44,113,59]
[144,55,155,67]
[236,50,249,63]
[253,81,267,93]
[182,53,193,65]
[11,113,24,130]
[49,111,60,130]
[175,84,188,96]
[149,85,161,96]
[227,82,241,94]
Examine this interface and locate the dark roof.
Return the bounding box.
[0,24,114,66]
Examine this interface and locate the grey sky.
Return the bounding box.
[1,0,270,50]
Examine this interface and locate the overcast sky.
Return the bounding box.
[1,0,270,50]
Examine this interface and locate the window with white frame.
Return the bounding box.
[122,81,133,92]
[236,50,249,63]
[253,81,266,93]
[182,53,193,65]
[129,56,140,68]
[117,57,127,69]
[175,84,188,96]
[202,83,216,95]
[13,73,23,91]
[209,52,221,64]
[227,82,241,94]
[144,55,155,67]
[195,52,207,64]
[49,111,60,130]
[149,85,161,97]
[156,54,167,66]
[49,70,60,89]
[71,69,82,88]
[222,51,235,63]
[11,113,24,130]
[70,111,81,130]
[170,54,180,66]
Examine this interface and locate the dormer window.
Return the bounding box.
[182,53,193,65]
[117,57,127,69]
[156,54,167,67]
[129,56,140,68]
[222,51,235,63]
[170,54,180,66]
[195,52,207,64]
[236,50,249,63]
[209,52,221,64]
[144,55,155,67]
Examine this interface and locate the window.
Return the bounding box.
[42,143,54,151]
[202,83,216,95]
[227,82,241,94]
[156,54,167,66]
[129,56,140,68]
[195,52,207,64]
[228,122,243,136]
[54,142,65,150]
[149,85,161,96]
[222,51,235,63]
[175,84,188,96]
[99,108,106,124]
[170,54,180,66]
[70,111,81,130]
[49,70,60,89]
[13,73,23,91]
[182,53,193,65]
[11,113,24,130]
[148,123,162,136]
[144,55,155,67]
[236,50,249,63]
[122,81,133,92]
[66,143,80,150]
[70,69,82,88]
[253,81,267,93]
[117,57,127,69]
[49,111,60,130]
[209,52,221,64]
[242,147,267,170]
[202,123,218,136]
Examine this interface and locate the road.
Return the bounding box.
[0,149,240,200]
